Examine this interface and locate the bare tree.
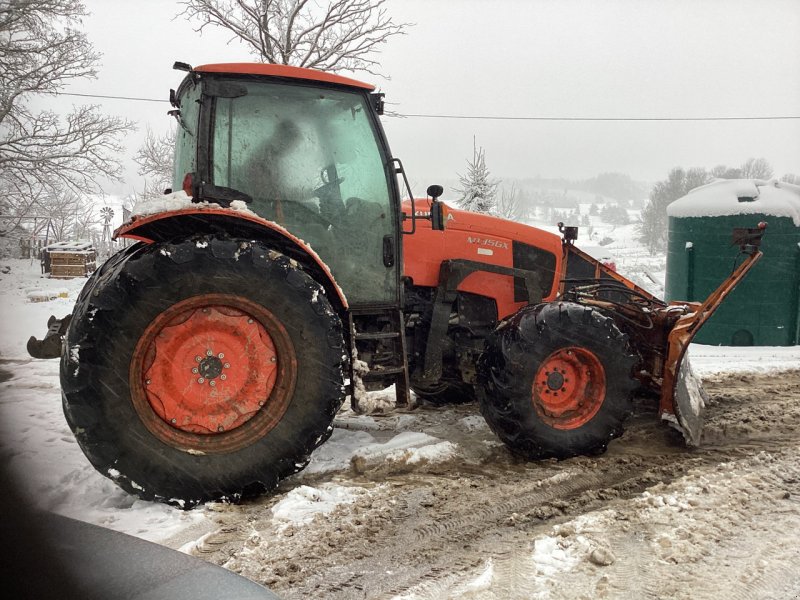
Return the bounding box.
[638,167,710,254]
[711,158,774,181]
[0,0,134,234]
[134,126,176,196]
[738,157,774,180]
[780,173,800,185]
[179,0,409,75]
[495,183,521,221]
[32,185,99,242]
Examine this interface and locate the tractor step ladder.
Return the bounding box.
[348,307,410,409]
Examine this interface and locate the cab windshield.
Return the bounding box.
[184,78,397,305]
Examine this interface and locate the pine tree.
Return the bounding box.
[454,145,499,214]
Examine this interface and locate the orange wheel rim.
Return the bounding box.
[130,294,296,454]
[532,346,606,430]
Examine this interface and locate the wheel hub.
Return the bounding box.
[532,347,607,430]
[139,303,279,435]
[198,354,224,380]
[546,370,565,391]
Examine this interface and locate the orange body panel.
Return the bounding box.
[402,201,564,319]
[194,63,375,90]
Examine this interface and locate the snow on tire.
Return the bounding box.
[61,236,346,507]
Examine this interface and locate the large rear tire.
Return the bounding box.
[477,302,637,460]
[61,236,346,507]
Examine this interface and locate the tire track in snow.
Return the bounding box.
[191,370,800,600]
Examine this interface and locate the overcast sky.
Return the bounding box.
[41,0,800,199]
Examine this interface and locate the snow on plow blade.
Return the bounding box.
[658,223,766,444]
[662,350,708,445]
[26,315,71,360]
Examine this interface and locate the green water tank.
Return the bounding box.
[665,179,800,346]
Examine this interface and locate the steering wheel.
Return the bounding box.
[312,171,344,199]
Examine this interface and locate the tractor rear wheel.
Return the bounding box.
[477,302,637,460]
[61,236,346,507]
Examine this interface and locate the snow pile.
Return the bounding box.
[385,440,457,465]
[305,429,456,475]
[530,535,584,575]
[26,288,68,302]
[689,344,800,376]
[667,178,800,226]
[130,191,269,222]
[131,190,196,217]
[270,484,362,531]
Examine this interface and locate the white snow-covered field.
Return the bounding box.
[0,217,798,598]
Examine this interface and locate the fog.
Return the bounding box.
[38,0,800,197]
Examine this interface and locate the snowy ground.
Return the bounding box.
[1,220,799,599]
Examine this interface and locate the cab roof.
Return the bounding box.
[194,63,375,91]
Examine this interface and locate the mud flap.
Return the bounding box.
[662,350,707,446]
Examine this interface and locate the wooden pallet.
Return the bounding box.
[42,242,97,278]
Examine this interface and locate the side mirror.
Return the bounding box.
[427,184,444,200]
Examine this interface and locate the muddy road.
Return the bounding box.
[169,370,800,599]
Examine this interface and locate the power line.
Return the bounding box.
[55,91,800,121]
[396,113,800,122]
[59,92,168,104]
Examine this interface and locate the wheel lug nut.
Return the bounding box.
[247,318,253,324]
[195,356,202,362]
[217,426,224,432]
[220,374,227,380]
[206,349,213,356]
[270,356,277,363]
[218,353,224,359]
[145,379,151,385]
[192,367,198,374]
[209,380,216,387]
[224,363,230,369]
[198,377,205,384]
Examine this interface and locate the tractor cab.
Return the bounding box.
[171,63,402,306]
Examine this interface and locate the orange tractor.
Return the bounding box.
[29,63,765,507]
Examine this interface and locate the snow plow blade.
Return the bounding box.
[26,314,72,360]
[662,350,708,445]
[659,223,766,444]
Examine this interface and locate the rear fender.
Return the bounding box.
[114,207,348,310]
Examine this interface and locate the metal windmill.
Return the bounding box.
[100,206,115,258]
[100,207,114,243]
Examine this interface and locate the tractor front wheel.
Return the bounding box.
[61,236,346,507]
[477,302,638,459]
